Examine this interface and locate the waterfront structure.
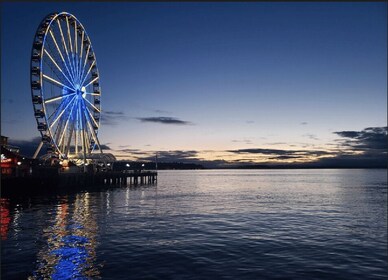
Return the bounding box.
[1,136,25,177]
[30,12,113,168]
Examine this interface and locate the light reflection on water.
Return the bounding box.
[28,193,100,279]
[1,169,387,279]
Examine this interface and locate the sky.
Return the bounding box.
[1,2,387,167]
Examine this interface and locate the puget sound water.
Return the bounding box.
[1,169,387,279]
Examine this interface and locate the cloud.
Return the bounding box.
[137,150,230,168]
[116,148,151,156]
[118,145,131,148]
[305,126,387,168]
[154,150,198,161]
[264,142,287,146]
[228,148,331,157]
[335,131,360,138]
[118,149,201,164]
[268,155,302,160]
[153,109,171,114]
[10,126,385,169]
[232,139,253,145]
[101,110,129,125]
[7,137,41,157]
[115,149,202,164]
[302,134,319,141]
[67,126,388,168]
[246,120,255,124]
[99,144,111,150]
[300,122,308,125]
[137,117,192,125]
[104,111,125,116]
[334,126,387,152]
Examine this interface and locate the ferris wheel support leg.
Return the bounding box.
[33,141,44,159]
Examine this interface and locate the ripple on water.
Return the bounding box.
[1,169,387,279]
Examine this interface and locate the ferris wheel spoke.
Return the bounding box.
[65,120,75,156]
[80,44,91,83]
[80,61,95,86]
[66,17,77,82]
[43,49,75,88]
[49,95,77,129]
[44,92,76,104]
[77,100,84,154]
[66,17,73,54]
[86,131,92,153]
[87,119,98,147]
[81,127,86,155]
[66,17,78,85]
[82,76,99,88]
[48,95,77,126]
[83,107,101,151]
[75,104,79,154]
[85,113,99,143]
[53,117,65,148]
[75,24,83,84]
[58,98,77,147]
[74,21,78,80]
[83,123,91,153]
[85,107,99,128]
[56,19,69,56]
[57,19,77,81]
[83,97,100,113]
[42,57,72,90]
[78,31,85,81]
[46,97,66,121]
[43,74,74,91]
[49,29,75,82]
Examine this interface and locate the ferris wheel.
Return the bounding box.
[30,12,103,164]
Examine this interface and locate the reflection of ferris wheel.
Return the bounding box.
[31,12,104,164]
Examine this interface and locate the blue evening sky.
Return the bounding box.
[1,2,386,163]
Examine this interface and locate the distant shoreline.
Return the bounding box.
[156,167,387,170]
[114,161,387,170]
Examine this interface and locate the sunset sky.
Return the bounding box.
[1,2,387,167]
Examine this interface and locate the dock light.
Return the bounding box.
[126,163,130,167]
[17,161,22,166]
[141,164,145,167]
[107,163,111,166]
[59,161,63,165]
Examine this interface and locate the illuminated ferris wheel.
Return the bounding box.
[30,12,103,164]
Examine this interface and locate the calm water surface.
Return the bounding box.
[1,169,387,279]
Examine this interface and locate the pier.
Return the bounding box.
[59,171,157,187]
[1,168,157,197]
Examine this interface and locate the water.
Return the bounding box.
[1,169,387,279]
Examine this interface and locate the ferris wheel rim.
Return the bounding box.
[30,11,102,160]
